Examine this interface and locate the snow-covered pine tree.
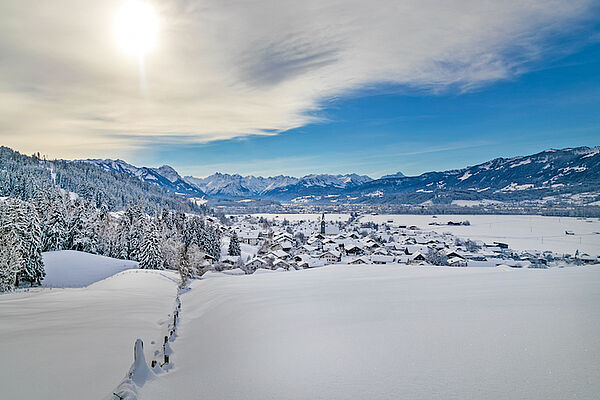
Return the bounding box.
[228,231,241,256]
[0,198,45,286]
[183,216,200,248]
[205,225,221,261]
[0,230,22,292]
[45,192,68,251]
[72,200,100,254]
[18,201,45,285]
[139,223,163,269]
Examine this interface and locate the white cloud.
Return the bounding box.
[0,0,595,158]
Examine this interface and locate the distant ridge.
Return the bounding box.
[81,146,600,206]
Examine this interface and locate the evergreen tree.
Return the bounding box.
[228,231,241,256]
[18,202,45,285]
[205,226,221,261]
[0,198,45,286]
[139,223,163,269]
[0,231,22,292]
[45,193,68,251]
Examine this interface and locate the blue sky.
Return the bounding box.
[146,37,600,178]
[1,0,599,178]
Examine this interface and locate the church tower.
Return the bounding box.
[320,213,326,235]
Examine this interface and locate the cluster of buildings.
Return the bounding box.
[215,214,598,274]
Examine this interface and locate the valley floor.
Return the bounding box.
[139,265,600,400]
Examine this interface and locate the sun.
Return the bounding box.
[114,1,159,57]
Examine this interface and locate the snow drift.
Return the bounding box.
[42,250,138,288]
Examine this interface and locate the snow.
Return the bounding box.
[0,269,178,399]
[582,147,600,158]
[251,213,351,222]
[361,214,600,256]
[365,190,384,197]
[451,199,503,206]
[458,170,472,180]
[560,166,587,173]
[139,265,600,400]
[221,268,246,275]
[42,250,138,288]
[499,183,535,191]
[510,158,531,168]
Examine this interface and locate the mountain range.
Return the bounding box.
[82,146,600,206]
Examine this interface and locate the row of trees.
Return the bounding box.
[0,188,221,291]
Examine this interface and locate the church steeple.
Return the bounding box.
[320,213,326,234]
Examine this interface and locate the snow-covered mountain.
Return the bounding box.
[380,171,405,179]
[83,159,205,197]
[185,172,373,198]
[82,159,372,199]
[184,173,299,197]
[80,146,599,205]
[346,146,600,204]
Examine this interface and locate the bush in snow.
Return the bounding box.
[425,248,448,266]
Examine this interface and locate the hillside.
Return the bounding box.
[76,147,599,208]
[346,147,600,205]
[0,147,207,213]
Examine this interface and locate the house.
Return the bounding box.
[246,257,268,271]
[448,256,467,267]
[373,247,389,255]
[267,249,288,260]
[220,256,239,267]
[270,243,283,252]
[239,231,260,245]
[445,250,465,259]
[371,255,395,264]
[280,240,294,252]
[320,250,340,264]
[345,244,364,256]
[296,245,316,255]
[409,252,426,264]
[349,257,368,265]
[272,259,291,270]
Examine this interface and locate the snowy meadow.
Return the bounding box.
[2,259,599,399]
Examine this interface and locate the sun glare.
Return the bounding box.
[114,1,158,57]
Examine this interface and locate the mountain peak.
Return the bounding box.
[381,171,405,179]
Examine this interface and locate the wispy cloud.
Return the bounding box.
[0,0,596,159]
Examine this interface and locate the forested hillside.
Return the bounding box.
[0,146,220,292]
[0,146,207,213]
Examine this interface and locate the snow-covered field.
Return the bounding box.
[360,214,600,256]
[251,213,351,222]
[0,252,178,399]
[42,250,138,287]
[139,265,600,400]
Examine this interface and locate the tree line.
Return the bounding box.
[0,188,222,291]
[0,145,221,292]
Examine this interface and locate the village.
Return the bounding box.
[208,213,598,275]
